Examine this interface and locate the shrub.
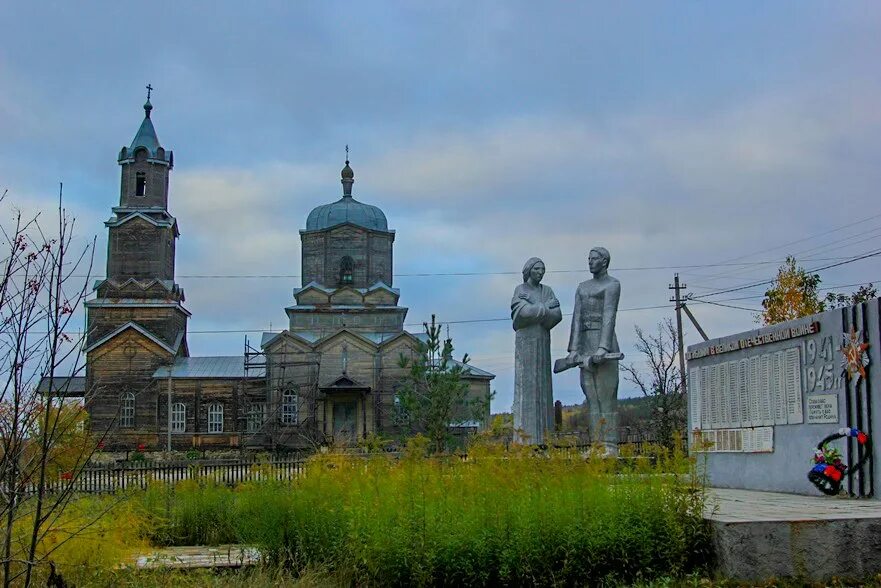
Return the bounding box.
[137,447,709,586]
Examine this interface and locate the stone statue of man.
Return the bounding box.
[511,257,562,444]
[567,247,621,455]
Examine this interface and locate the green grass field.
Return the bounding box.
[19,441,712,586]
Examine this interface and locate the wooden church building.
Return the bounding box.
[81,97,494,451]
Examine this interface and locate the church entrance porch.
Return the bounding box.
[321,375,371,445]
[332,400,357,443]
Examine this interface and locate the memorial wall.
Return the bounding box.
[687,299,879,496]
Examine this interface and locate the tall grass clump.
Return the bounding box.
[142,479,237,546]
[147,441,709,586]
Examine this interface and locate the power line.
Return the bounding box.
[690,247,881,300]
[679,225,881,287]
[85,273,879,338]
[70,255,864,281]
[182,303,675,335]
[699,212,881,267]
[678,221,881,287]
[690,279,880,301]
[689,299,760,313]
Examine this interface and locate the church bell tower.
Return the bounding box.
[85,89,190,439]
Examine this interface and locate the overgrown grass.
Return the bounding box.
[131,441,711,586]
[3,492,151,586]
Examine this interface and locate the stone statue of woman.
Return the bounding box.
[511,257,562,444]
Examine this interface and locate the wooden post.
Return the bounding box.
[167,366,173,453]
[669,274,688,398]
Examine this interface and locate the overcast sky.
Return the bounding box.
[2,2,881,410]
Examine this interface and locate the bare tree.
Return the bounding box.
[0,186,102,587]
[620,319,685,449]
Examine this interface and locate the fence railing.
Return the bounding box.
[21,439,686,496]
[25,457,304,495]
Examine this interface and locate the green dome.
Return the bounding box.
[305,161,388,232]
[306,197,388,232]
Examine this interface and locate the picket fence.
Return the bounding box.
[25,457,304,495]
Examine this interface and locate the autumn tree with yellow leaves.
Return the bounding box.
[760,256,877,326]
[759,256,825,325]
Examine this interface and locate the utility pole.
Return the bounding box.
[167,369,172,453]
[669,274,688,398]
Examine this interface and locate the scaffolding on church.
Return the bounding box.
[243,335,323,451]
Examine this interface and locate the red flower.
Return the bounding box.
[137,443,146,452]
[60,471,73,481]
[824,465,843,482]
[857,432,868,445]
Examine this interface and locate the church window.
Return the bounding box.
[281,390,298,425]
[120,392,135,428]
[247,403,265,433]
[171,402,186,432]
[207,403,224,433]
[135,172,147,197]
[339,256,354,286]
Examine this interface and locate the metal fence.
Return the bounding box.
[26,457,304,495]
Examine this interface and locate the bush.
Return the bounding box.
[137,446,709,586]
[143,479,237,546]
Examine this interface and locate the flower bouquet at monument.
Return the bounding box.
[807,427,871,495]
[809,442,846,493]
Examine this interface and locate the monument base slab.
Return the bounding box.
[706,488,881,582]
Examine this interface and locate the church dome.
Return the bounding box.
[305,160,389,232]
[306,198,388,231]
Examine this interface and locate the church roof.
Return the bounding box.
[118,98,171,163]
[130,102,161,155]
[451,359,495,380]
[305,197,388,232]
[304,161,389,232]
[83,321,179,355]
[153,356,264,379]
[37,376,87,397]
[257,329,495,379]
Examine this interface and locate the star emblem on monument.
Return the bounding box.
[841,328,870,379]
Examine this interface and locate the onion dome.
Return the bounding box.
[305,160,389,232]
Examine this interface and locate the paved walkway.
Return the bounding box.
[705,487,881,523]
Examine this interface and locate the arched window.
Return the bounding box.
[339,256,354,286]
[171,402,186,433]
[281,390,298,425]
[120,392,135,428]
[207,403,224,433]
[135,172,147,196]
[247,403,265,433]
